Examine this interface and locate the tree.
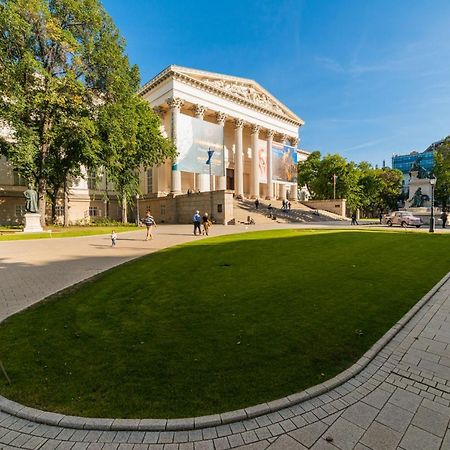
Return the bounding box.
[98,95,175,223]
[434,137,450,210]
[298,152,362,211]
[298,152,403,216]
[0,0,146,226]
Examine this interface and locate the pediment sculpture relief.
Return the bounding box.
[202,78,284,114]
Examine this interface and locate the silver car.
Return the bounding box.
[383,211,422,228]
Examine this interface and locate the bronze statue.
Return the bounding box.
[409,187,430,207]
[24,185,38,213]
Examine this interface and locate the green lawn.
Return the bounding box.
[0,229,449,419]
[0,225,138,241]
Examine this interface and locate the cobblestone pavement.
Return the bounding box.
[1,225,450,449]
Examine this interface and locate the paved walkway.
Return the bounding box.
[1,224,450,449]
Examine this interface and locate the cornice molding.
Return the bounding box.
[139,66,303,128]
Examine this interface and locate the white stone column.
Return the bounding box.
[251,124,260,198]
[279,183,287,200]
[266,130,274,199]
[290,184,297,200]
[193,104,209,192]
[290,136,299,201]
[277,134,290,200]
[234,118,244,197]
[167,97,184,194]
[216,112,227,191]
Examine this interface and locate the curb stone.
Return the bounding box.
[1,271,449,432]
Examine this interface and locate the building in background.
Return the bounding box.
[392,144,436,194]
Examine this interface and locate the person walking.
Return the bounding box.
[111,230,117,247]
[254,198,259,209]
[441,210,448,229]
[142,211,156,240]
[202,212,211,235]
[281,199,286,210]
[288,201,291,211]
[351,212,358,225]
[193,210,202,235]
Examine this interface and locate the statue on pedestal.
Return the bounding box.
[24,185,38,213]
[409,187,430,208]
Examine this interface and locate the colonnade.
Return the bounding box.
[160,97,299,200]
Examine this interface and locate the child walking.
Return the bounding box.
[111,230,117,247]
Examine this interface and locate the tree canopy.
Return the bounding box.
[433,136,450,210]
[298,151,403,215]
[0,0,174,224]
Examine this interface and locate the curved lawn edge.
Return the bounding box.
[1,270,449,432]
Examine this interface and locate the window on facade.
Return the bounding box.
[88,206,98,217]
[87,171,97,190]
[15,205,26,217]
[55,206,64,217]
[147,170,153,194]
[13,171,26,186]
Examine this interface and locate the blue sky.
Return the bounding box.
[102,0,450,166]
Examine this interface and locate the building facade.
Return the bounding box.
[139,65,305,201]
[0,65,306,225]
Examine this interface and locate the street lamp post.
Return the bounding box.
[429,176,436,233]
[332,174,337,200]
[135,193,140,226]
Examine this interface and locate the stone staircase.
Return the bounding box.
[233,198,347,224]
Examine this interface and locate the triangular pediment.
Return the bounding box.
[170,66,304,125]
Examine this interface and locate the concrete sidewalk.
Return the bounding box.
[0,224,449,449]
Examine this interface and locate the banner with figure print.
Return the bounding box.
[176,114,225,176]
[258,139,268,183]
[272,142,298,182]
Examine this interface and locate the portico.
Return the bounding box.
[139,65,304,200]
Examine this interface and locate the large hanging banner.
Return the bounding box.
[258,139,267,183]
[272,142,298,182]
[176,114,225,176]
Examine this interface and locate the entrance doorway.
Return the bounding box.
[226,169,235,190]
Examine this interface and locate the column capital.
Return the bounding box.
[281,133,289,144]
[216,111,227,126]
[266,129,275,138]
[193,104,207,119]
[234,118,245,129]
[251,124,261,135]
[291,136,299,147]
[153,106,165,119]
[167,97,184,111]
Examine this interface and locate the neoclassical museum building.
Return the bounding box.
[141,65,305,200]
[0,65,307,225]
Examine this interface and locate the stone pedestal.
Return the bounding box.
[23,213,43,233]
[407,170,432,208]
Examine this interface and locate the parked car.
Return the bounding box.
[383,211,422,228]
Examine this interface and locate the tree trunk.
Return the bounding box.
[38,177,47,227]
[63,178,69,227]
[122,195,127,223]
[50,189,58,224]
[38,119,52,227]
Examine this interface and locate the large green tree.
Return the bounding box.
[433,137,450,210]
[298,152,362,211]
[98,95,175,223]
[298,152,403,216]
[0,0,173,226]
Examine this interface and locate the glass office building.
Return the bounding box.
[392,150,435,176]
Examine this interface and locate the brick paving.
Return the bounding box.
[1,224,450,449]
